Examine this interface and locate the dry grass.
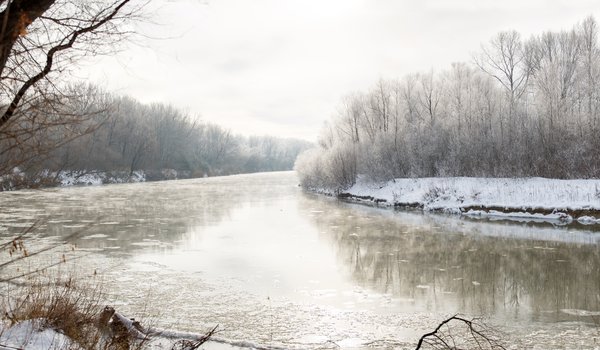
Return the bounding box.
[1,276,219,350]
[3,277,150,350]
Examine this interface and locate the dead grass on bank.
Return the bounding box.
[0,225,152,349]
[3,277,152,350]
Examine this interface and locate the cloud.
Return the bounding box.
[75,0,600,141]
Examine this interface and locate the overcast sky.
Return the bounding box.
[76,0,600,142]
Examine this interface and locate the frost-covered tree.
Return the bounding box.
[297,17,600,191]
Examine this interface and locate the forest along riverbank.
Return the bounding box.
[326,177,600,225]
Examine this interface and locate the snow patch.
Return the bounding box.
[0,319,77,350]
[58,170,146,187]
[576,216,600,225]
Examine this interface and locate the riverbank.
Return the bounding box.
[326,177,600,225]
[1,169,206,191]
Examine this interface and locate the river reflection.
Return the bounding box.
[1,172,599,348]
[301,194,600,323]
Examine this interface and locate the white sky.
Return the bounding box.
[75,0,600,142]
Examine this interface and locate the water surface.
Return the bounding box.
[1,172,599,349]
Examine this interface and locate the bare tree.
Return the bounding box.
[533,29,581,145]
[577,16,600,132]
[369,79,392,134]
[335,93,363,143]
[474,31,534,144]
[417,70,443,129]
[0,0,140,177]
[0,83,112,178]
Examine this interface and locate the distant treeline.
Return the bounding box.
[296,16,600,191]
[0,84,311,186]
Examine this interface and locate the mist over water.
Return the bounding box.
[1,172,599,348]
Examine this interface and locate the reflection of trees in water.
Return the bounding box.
[0,173,296,253]
[301,194,600,322]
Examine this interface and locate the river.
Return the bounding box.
[0,171,599,349]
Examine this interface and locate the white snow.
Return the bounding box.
[58,170,146,187]
[576,216,600,225]
[339,177,600,224]
[0,320,225,350]
[464,210,573,223]
[0,320,77,350]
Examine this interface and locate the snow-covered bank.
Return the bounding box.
[57,170,146,187]
[0,169,149,190]
[1,168,284,190]
[331,177,600,225]
[0,320,75,350]
[0,168,204,190]
[57,170,146,186]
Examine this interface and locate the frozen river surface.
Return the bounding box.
[1,171,600,349]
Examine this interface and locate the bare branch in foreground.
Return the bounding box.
[415,315,506,350]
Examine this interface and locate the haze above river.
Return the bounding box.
[1,172,599,349]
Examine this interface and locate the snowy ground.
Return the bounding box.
[57,170,146,187]
[0,320,75,350]
[0,320,221,350]
[1,168,201,190]
[0,169,148,190]
[338,177,600,224]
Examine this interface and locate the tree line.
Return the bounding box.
[296,16,600,190]
[0,84,311,187]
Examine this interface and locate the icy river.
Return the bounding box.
[1,171,600,349]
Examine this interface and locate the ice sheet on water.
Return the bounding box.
[577,216,599,224]
[80,234,109,239]
[130,240,168,247]
[62,224,87,228]
[2,222,36,228]
[560,309,600,317]
[336,337,367,348]
[290,334,329,344]
[77,248,105,252]
[0,213,33,220]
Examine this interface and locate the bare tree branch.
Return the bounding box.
[0,0,131,129]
